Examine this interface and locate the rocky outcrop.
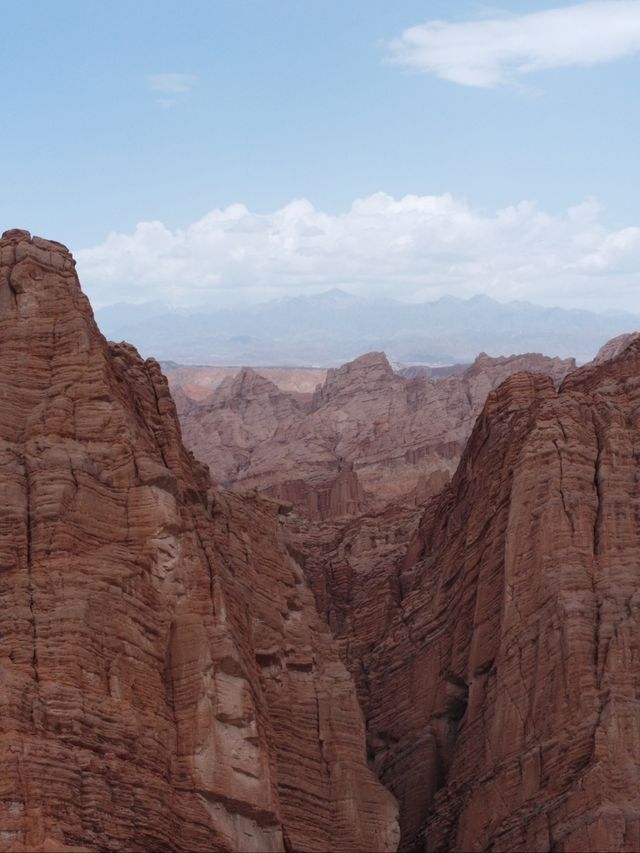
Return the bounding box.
[0,230,397,853]
[165,365,327,406]
[397,364,469,380]
[592,331,640,365]
[181,350,575,519]
[319,343,640,851]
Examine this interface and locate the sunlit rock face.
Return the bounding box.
[335,345,640,851]
[0,230,398,853]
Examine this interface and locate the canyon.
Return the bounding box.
[179,350,575,518]
[1,229,640,853]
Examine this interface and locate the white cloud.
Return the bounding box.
[388,1,640,88]
[75,193,640,314]
[145,74,198,107]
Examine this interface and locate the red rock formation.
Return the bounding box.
[592,331,640,365]
[320,344,640,851]
[181,350,575,519]
[0,230,397,853]
[165,365,327,405]
[180,347,577,653]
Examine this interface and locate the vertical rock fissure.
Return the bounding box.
[192,517,216,612]
[23,454,39,685]
[553,438,575,535]
[164,622,180,775]
[314,687,331,782]
[591,409,603,557]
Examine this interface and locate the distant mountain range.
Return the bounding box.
[95,290,640,366]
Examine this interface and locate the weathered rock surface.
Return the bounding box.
[315,344,640,851]
[396,364,469,380]
[164,364,327,406]
[0,230,397,853]
[182,328,640,853]
[180,347,577,650]
[592,331,640,365]
[181,350,575,519]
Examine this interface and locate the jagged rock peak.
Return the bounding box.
[344,351,394,370]
[1,229,75,271]
[314,351,395,403]
[471,349,576,372]
[592,331,640,365]
[231,366,282,394]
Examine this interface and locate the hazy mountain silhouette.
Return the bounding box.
[96,291,640,366]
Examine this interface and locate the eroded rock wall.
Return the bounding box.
[330,346,640,851]
[181,350,575,519]
[0,230,398,853]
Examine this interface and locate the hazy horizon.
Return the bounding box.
[92,286,640,317]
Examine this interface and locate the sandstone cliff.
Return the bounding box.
[314,343,640,851]
[0,230,397,853]
[181,350,575,519]
[179,347,577,652]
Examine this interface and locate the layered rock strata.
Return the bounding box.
[180,349,577,650]
[0,230,397,853]
[324,339,640,851]
[164,365,327,406]
[181,351,575,519]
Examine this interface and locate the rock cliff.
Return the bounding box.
[0,230,397,853]
[181,350,575,519]
[317,343,640,851]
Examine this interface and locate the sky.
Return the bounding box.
[1,0,639,313]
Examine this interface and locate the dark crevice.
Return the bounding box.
[191,517,216,610]
[591,410,603,556]
[23,455,39,685]
[314,688,331,782]
[552,438,575,535]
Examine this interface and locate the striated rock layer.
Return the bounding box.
[0,230,398,853]
[164,364,327,406]
[181,350,575,519]
[180,349,576,650]
[321,339,640,851]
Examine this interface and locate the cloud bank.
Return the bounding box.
[388,1,640,87]
[75,193,640,313]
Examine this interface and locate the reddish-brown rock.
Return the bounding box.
[181,350,575,519]
[165,365,327,406]
[177,323,640,851]
[0,230,398,853]
[592,331,640,365]
[179,348,577,660]
[317,344,640,851]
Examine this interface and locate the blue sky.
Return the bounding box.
[2,1,640,312]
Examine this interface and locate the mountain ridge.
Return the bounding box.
[95,291,640,366]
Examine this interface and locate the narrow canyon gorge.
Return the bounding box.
[1,230,639,852]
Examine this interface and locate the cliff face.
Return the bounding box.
[180,347,574,646]
[0,230,397,853]
[181,350,575,519]
[326,341,640,851]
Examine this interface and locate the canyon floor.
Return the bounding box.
[2,230,640,853]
